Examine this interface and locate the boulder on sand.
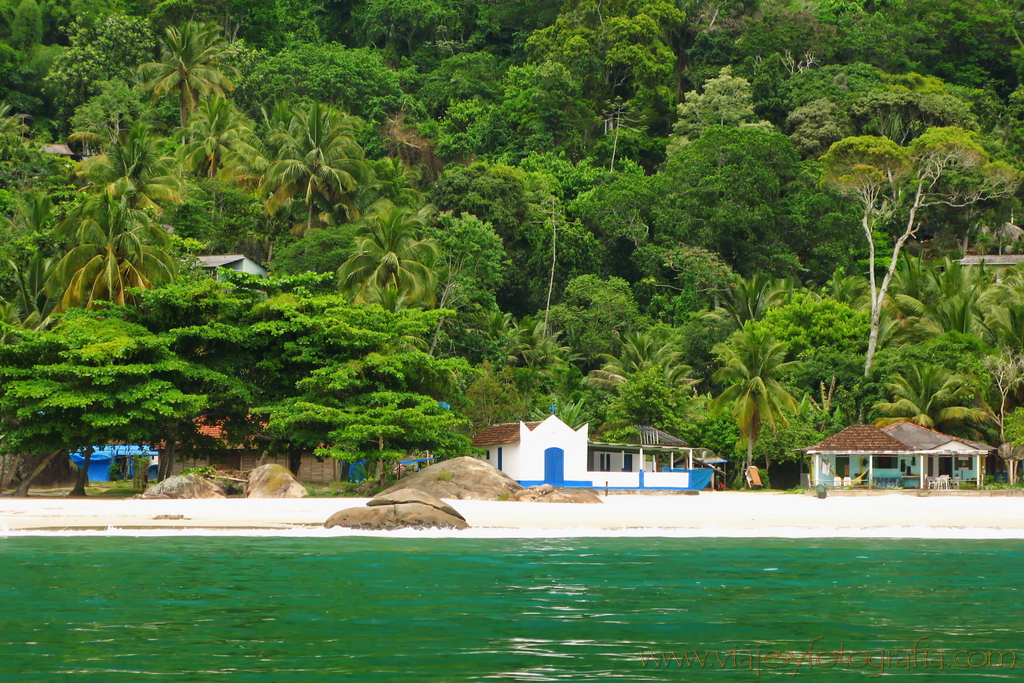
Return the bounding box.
[511,484,604,504]
[377,456,522,501]
[324,502,468,530]
[246,464,307,498]
[138,474,226,499]
[369,488,466,521]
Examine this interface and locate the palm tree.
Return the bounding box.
[338,200,440,307]
[179,96,255,178]
[0,102,29,162]
[138,21,240,127]
[53,195,178,312]
[76,122,183,211]
[706,275,788,328]
[825,267,869,309]
[711,326,801,473]
[261,102,372,236]
[587,329,692,390]
[872,365,986,434]
[7,252,58,329]
[506,316,576,371]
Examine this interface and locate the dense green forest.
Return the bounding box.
[4,0,1024,491]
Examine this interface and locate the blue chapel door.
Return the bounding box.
[544,447,565,485]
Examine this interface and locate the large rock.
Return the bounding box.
[512,484,604,504]
[378,456,523,501]
[369,488,466,521]
[324,502,468,530]
[246,464,307,499]
[138,474,226,499]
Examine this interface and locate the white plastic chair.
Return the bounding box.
[842,476,852,488]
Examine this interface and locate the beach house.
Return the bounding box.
[803,423,991,489]
[470,415,717,491]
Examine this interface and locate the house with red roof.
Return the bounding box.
[803,422,991,489]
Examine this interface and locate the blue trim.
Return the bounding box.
[639,469,644,487]
[518,480,594,488]
[497,447,502,471]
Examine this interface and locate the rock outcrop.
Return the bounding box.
[324,502,468,530]
[246,464,307,498]
[326,487,469,530]
[377,456,522,501]
[369,488,466,520]
[138,474,226,499]
[511,484,604,504]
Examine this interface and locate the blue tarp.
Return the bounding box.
[70,446,158,482]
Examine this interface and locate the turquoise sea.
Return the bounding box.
[0,536,1021,682]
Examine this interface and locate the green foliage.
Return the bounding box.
[749,293,869,359]
[0,310,206,458]
[44,15,155,121]
[549,274,643,365]
[233,44,402,122]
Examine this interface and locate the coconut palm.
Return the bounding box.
[825,267,870,309]
[53,195,178,312]
[0,102,29,162]
[872,365,986,434]
[261,102,372,236]
[506,316,576,371]
[705,275,788,328]
[179,96,255,178]
[138,21,240,127]
[338,200,440,307]
[587,329,693,390]
[7,252,58,329]
[711,326,801,472]
[76,121,183,211]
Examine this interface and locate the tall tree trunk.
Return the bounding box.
[865,180,925,375]
[69,450,92,497]
[15,450,62,497]
[159,423,179,481]
[1,454,21,491]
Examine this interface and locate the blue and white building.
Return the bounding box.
[471,415,717,491]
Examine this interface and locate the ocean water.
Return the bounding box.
[0,536,1021,682]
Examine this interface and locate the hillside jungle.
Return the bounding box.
[3,0,1024,493]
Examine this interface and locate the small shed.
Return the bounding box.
[196,255,268,280]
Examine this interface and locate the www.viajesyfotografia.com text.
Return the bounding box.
[638,637,1016,677]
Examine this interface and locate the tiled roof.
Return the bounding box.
[804,424,918,453]
[471,421,542,447]
[196,421,225,439]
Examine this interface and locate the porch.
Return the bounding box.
[810,452,983,490]
[588,441,721,491]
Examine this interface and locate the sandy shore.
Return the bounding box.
[1,491,1023,534]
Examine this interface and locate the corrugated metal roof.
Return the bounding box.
[636,425,688,446]
[881,421,992,452]
[197,254,247,268]
[959,255,1024,266]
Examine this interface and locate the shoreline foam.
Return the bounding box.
[2,491,1022,537]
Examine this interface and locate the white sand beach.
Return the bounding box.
[1,491,1023,535]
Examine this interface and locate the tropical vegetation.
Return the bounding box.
[4,1,1024,492]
